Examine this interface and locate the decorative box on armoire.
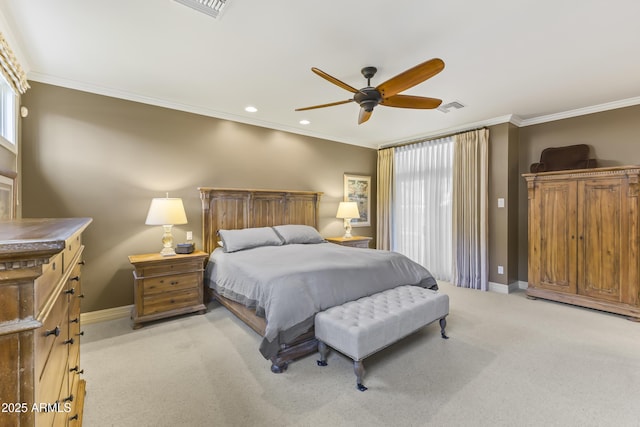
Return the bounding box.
[0,218,91,426]
[523,166,640,320]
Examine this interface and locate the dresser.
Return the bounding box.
[0,217,91,426]
[523,166,640,320]
[128,250,208,329]
[325,236,373,248]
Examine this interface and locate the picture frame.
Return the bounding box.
[0,169,16,220]
[343,174,371,227]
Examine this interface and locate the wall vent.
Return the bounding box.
[174,0,230,19]
[437,101,465,113]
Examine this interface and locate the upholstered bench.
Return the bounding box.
[315,285,449,391]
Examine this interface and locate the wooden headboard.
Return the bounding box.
[198,187,323,253]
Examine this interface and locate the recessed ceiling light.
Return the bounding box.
[245,106,258,113]
[299,119,310,125]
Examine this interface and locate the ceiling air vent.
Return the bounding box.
[437,101,465,113]
[174,0,230,19]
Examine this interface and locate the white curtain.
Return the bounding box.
[393,137,453,281]
[452,129,489,290]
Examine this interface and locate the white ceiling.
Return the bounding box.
[2,0,640,149]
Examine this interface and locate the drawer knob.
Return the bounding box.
[76,331,85,337]
[70,276,80,282]
[171,281,179,285]
[65,288,76,295]
[71,317,79,324]
[79,261,86,265]
[70,366,84,374]
[45,326,60,337]
[63,394,74,403]
[63,338,75,345]
[79,293,85,298]
[70,414,79,421]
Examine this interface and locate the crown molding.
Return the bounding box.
[519,96,640,127]
[28,72,640,150]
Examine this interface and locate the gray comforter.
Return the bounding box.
[205,242,437,359]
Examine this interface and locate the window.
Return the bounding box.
[394,136,453,280]
[0,72,17,150]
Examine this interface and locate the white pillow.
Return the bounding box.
[217,227,283,253]
[272,224,325,245]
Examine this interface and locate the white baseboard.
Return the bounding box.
[488,281,521,294]
[518,280,529,290]
[81,305,133,325]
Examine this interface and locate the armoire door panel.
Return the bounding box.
[577,179,625,302]
[535,181,577,293]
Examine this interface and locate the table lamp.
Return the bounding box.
[145,194,188,256]
[336,201,360,238]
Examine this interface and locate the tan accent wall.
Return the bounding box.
[486,123,520,287]
[21,82,377,312]
[518,104,640,283]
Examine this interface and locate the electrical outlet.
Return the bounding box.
[186,231,193,241]
[497,198,505,208]
[497,265,504,275]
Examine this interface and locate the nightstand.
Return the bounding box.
[326,236,373,248]
[128,250,209,329]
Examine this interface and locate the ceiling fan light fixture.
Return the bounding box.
[173,0,230,19]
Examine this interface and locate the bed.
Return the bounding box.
[199,187,438,372]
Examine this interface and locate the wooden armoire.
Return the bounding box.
[523,166,640,320]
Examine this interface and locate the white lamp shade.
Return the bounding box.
[145,198,188,225]
[336,201,359,219]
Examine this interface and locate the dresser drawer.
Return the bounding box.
[63,233,82,273]
[142,272,200,295]
[34,252,64,316]
[143,288,201,315]
[35,289,68,383]
[36,360,70,427]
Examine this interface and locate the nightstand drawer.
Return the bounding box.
[140,260,203,277]
[142,272,200,295]
[326,236,373,248]
[143,288,201,315]
[346,240,371,248]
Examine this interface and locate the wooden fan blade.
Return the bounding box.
[381,94,442,109]
[376,58,445,98]
[295,99,353,111]
[358,108,373,125]
[312,67,359,94]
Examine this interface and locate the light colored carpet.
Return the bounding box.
[81,282,640,427]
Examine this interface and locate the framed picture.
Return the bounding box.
[0,169,16,220]
[343,174,371,227]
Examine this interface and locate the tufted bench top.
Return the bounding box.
[315,285,449,362]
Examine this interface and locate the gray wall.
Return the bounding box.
[21,82,377,312]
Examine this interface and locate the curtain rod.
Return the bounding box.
[378,126,488,151]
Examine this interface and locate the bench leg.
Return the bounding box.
[317,341,328,367]
[440,316,449,339]
[354,360,367,391]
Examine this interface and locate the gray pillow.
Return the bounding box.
[272,224,325,245]
[218,227,283,253]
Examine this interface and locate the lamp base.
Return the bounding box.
[160,247,177,256]
[160,224,176,256]
[343,219,353,239]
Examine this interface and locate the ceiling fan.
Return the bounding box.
[295,58,445,125]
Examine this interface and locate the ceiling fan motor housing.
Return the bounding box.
[354,87,382,111]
